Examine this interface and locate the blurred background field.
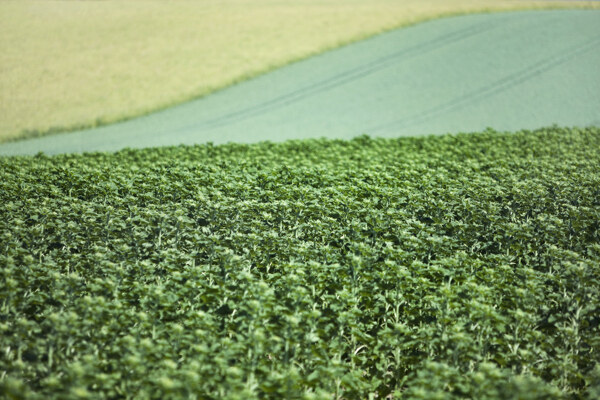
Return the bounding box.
[1,0,599,143]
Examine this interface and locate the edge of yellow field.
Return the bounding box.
[2,2,599,144]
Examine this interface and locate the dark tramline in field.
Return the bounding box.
[1,126,599,399]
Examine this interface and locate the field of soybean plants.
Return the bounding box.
[1,126,600,399]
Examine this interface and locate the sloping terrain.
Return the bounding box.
[2,10,599,156]
[2,0,599,142]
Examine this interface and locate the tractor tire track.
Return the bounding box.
[368,34,600,133]
[180,21,497,133]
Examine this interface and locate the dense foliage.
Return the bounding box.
[1,126,599,399]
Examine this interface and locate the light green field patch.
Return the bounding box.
[1,0,599,142]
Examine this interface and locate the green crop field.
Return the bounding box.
[2,0,600,143]
[2,1,600,398]
[1,126,599,399]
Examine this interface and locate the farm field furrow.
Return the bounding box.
[1,126,599,398]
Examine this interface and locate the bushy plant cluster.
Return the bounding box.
[1,126,599,399]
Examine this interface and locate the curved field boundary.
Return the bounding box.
[1,10,599,156]
[3,1,600,143]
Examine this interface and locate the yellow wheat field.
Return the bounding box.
[1,0,599,142]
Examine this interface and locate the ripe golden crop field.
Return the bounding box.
[1,0,598,142]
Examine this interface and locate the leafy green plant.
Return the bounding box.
[1,126,599,399]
